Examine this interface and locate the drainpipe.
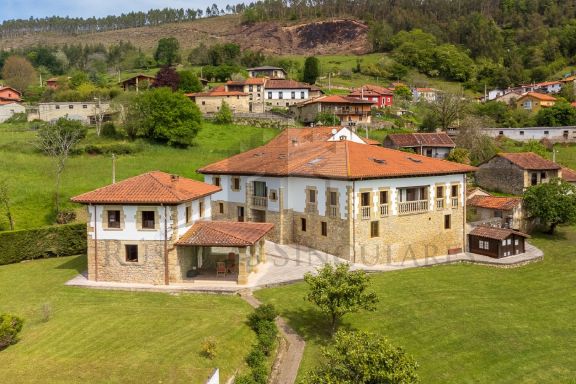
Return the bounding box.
[93,205,98,282]
[163,204,169,285]
[462,174,467,253]
[352,180,356,263]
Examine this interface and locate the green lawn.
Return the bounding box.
[0,255,255,383]
[255,226,576,383]
[0,122,278,230]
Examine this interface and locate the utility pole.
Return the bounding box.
[112,153,116,184]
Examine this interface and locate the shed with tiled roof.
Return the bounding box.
[468,226,529,258]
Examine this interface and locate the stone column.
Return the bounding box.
[259,239,266,263]
[238,247,248,285]
[250,245,258,273]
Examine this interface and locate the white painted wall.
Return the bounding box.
[265,89,309,101]
[326,127,368,144]
[0,103,25,123]
[482,127,576,142]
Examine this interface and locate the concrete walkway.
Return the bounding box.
[240,292,305,384]
[66,241,543,293]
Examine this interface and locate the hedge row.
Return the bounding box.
[0,223,87,266]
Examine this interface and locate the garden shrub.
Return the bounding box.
[0,223,87,265]
[255,320,278,356]
[247,304,277,331]
[0,314,24,351]
[200,336,217,360]
[245,349,266,368]
[101,122,118,138]
[80,142,142,155]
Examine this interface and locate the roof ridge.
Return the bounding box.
[148,171,183,201]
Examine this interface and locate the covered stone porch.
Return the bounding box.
[174,221,274,285]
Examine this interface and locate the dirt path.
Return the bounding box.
[240,291,306,384]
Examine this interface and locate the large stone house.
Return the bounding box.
[225,78,267,113]
[289,95,375,125]
[475,152,562,195]
[198,133,476,263]
[72,171,273,285]
[383,132,455,158]
[187,86,250,114]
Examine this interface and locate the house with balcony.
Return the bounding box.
[383,132,455,158]
[348,85,394,108]
[475,152,562,195]
[71,171,273,286]
[289,95,375,125]
[198,136,476,264]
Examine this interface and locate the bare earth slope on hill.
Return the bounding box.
[0,15,370,55]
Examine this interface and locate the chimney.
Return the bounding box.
[170,174,179,183]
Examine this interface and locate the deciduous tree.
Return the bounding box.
[304,263,378,334]
[1,56,36,92]
[154,66,180,91]
[154,37,181,66]
[523,179,576,234]
[213,101,233,124]
[303,330,419,384]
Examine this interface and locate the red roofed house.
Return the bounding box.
[289,95,376,125]
[561,167,576,185]
[0,86,22,103]
[71,171,273,285]
[264,79,322,109]
[467,195,532,232]
[383,132,455,158]
[476,152,562,195]
[187,85,250,114]
[348,85,393,108]
[516,92,556,112]
[226,78,267,112]
[199,137,477,263]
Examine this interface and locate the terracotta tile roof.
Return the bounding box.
[562,167,576,182]
[493,152,561,170]
[71,171,221,204]
[187,85,248,97]
[416,87,436,92]
[350,84,393,96]
[300,95,375,106]
[0,86,22,96]
[469,226,529,240]
[119,74,156,83]
[176,221,274,247]
[267,127,379,146]
[265,79,314,89]
[198,140,476,180]
[386,133,455,148]
[466,187,490,198]
[519,92,556,102]
[226,78,267,86]
[247,66,285,71]
[468,195,521,210]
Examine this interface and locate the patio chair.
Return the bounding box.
[216,261,227,277]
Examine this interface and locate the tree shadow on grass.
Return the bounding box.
[54,254,86,274]
[281,307,356,347]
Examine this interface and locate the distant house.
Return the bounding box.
[289,95,375,125]
[247,66,287,79]
[523,81,562,94]
[348,85,393,108]
[186,86,250,114]
[412,88,438,103]
[45,77,70,91]
[493,90,522,105]
[268,126,381,146]
[561,167,576,185]
[383,132,455,158]
[467,195,530,232]
[468,226,529,258]
[264,79,319,109]
[0,86,21,103]
[28,101,113,124]
[516,92,556,112]
[481,126,576,143]
[0,102,25,123]
[119,74,156,91]
[226,78,267,113]
[466,187,491,200]
[476,152,562,195]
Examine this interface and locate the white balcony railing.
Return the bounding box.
[328,205,338,218]
[451,197,459,209]
[252,196,267,208]
[361,206,371,220]
[398,200,429,215]
[380,203,389,217]
[436,198,444,210]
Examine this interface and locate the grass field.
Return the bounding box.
[0,255,255,383]
[0,122,278,230]
[255,226,576,383]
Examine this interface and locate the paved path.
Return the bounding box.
[240,292,306,384]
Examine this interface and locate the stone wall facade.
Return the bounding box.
[476,157,526,194]
[195,95,250,114]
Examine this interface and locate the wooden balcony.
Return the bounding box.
[451,197,459,209]
[252,196,267,208]
[361,206,371,220]
[379,203,389,217]
[398,200,429,215]
[436,198,444,210]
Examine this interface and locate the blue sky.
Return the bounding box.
[0,1,240,22]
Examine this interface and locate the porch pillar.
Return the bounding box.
[250,245,258,273]
[238,247,249,285]
[259,239,266,263]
